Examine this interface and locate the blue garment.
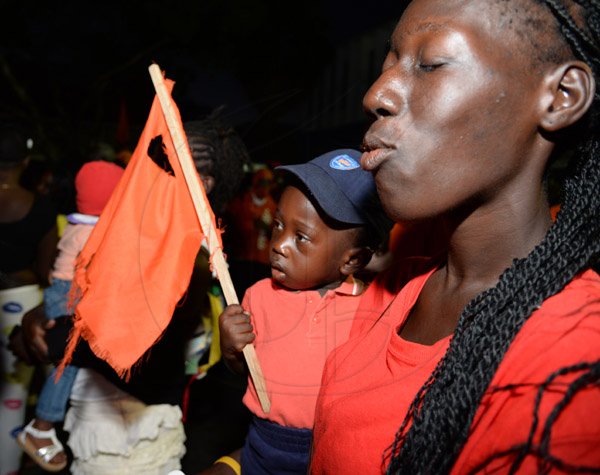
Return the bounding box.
[43,278,73,319]
[241,417,312,475]
[39,278,79,421]
[35,366,78,422]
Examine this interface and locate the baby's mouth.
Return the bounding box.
[270,261,286,280]
[271,263,284,272]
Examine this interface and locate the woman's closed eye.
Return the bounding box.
[418,62,445,72]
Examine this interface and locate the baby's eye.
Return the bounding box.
[273,219,284,230]
[295,233,309,243]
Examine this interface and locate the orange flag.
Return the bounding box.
[60,78,214,379]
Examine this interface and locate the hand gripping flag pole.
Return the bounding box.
[149,64,271,413]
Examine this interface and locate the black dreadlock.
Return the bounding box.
[386,1,600,473]
[183,107,250,215]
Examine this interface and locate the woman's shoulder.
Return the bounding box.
[540,269,600,320]
[364,255,440,301]
[566,268,600,295]
[506,269,600,369]
[0,193,57,239]
[350,256,440,337]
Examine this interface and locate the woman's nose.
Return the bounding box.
[363,68,403,120]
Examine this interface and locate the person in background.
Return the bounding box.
[8,110,251,474]
[0,123,57,290]
[227,167,277,265]
[17,160,124,472]
[0,123,58,475]
[310,0,600,473]
[218,149,393,474]
[224,166,278,298]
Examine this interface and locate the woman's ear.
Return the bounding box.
[340,247,374,276]
[540,61,596,132]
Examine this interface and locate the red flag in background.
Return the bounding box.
[60,79,212,379]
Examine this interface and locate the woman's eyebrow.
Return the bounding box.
[402,21,451,38]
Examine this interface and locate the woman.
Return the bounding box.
[311,0,600,473]
[0,123,58,475]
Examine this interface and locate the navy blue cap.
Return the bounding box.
[276,149,393,240]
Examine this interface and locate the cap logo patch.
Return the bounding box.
[329,154,360,170]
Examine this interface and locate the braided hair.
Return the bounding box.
[183,107,250,215]
[386,1,600,473]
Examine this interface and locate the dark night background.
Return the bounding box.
[0,1,402,177]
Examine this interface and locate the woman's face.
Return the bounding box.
[361,0,549,223]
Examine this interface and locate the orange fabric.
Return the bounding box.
[59,79,214,378]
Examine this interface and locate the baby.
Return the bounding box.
[218,149,392,474]
[17,160,124,472]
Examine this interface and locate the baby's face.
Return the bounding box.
[269,186,358,291]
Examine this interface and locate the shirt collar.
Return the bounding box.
[276,275,365,296]
[334,274,364,296]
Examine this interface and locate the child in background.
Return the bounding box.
[17,160,124,472]
[218,149,392,474]
[224,166,278,300]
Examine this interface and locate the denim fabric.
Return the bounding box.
[241,416,312,475]
[35,365,78,422]
[43,278,72,319]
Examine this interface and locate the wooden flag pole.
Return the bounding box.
[149,63,271,413]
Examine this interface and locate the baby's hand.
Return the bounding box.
[219,304,255,373]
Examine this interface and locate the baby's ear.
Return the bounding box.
[340,247,373,276]
[539,61,595,132]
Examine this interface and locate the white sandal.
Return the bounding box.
[17,420,68,472]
